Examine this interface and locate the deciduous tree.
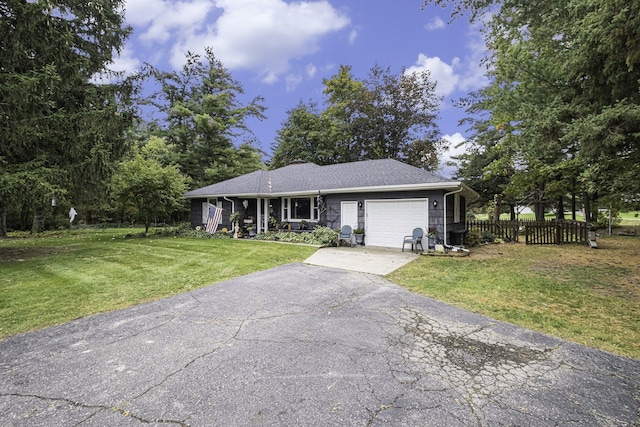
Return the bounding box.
[111,156,189,234]
[271,64,443,170]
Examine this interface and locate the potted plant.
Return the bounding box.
[247,225,256,238]
[279,220,289,230]
[299,220,309,230]
[427,227,438,249]
[269,216,278,230]
[353,228,365,245]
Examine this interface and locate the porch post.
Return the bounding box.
[257,198,262,233]
[263,198,269,232]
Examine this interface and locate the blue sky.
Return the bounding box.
[112,0,488,177]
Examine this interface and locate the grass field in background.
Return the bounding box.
[474,211,640,226]
[0,229,316,338]
[389,234,640,359]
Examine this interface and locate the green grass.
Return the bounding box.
[3,228,640,360]
[388,235,640,359]
[619,211,640,225]
[0,229,316,337]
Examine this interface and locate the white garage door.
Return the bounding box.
[365,199,429,248]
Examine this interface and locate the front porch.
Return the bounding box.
[196,195,323,234]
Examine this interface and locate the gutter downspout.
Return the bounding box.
[223,196,235,219]
[443,186,464,247]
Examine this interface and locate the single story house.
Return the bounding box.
[184,158,479,249]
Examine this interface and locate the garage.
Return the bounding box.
[364,198,429,249]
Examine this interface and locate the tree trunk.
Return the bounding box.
[0,202,6,237]
[492,194,501,223]
[509,204,516,220]
[533,185,546,222]
[583,192,591,223]
[571,192,576,220]
[32,206,45,233]
[556,197,565,220]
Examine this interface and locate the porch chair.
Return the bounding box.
[402,227,424,253]
[338,225,354,247]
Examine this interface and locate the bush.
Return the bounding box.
[308,226,340,245]
[173,224,231,239]
[481,231,496,243]
[254,226,339,246]
[464,229,482,247]
[596,210,622,228]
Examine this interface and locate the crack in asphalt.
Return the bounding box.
[386,306,558,424]
[0,392,189,426]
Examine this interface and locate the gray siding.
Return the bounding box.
[193,191,468,238]
[190,198,206,227]
[190,197,235,230]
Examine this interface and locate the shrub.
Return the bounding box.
[481,231,496,243]
[596,210,622,228]
[464,229,482,247]
[174,225,231,239]
[254,227,338,246]
[308,226,339,246]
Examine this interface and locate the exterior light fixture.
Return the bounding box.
[243,199,249,209]
[433,200,438,208]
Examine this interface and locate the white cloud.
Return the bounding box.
[108,46,141,75]
[285,73,303,92]
[425,16,445,31]
[124,0,215,43]
[163,0,350,83]
[405,19,489,102]
[405,54,460,98]
[438,132,468,177]
[348,29,358,44]
[305,63,317,79]
[91,47,141,83]
[457,21,490,91]
[442,132,467,158]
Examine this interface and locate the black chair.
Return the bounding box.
[402,228,424,253]
[338,225,353,247]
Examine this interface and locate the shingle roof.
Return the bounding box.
[184,158,475,198]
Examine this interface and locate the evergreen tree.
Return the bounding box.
[143,48,266,189]
[0,0,136,234]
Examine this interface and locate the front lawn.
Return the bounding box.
[3,228,640,360]
[0,229,316,338]
[389,234,640,359]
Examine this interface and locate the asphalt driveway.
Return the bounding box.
[1,263,639,426]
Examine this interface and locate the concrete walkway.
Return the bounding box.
[304,245,419,275]
[1,263,639,426]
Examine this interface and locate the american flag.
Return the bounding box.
[205,204,223,234]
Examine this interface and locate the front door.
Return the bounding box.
[341,201,358,229]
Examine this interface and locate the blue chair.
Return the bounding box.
[338,225,353,247]
[402,228,424,253]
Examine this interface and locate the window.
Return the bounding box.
[291,198,311,219]
[283,197,316,221]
